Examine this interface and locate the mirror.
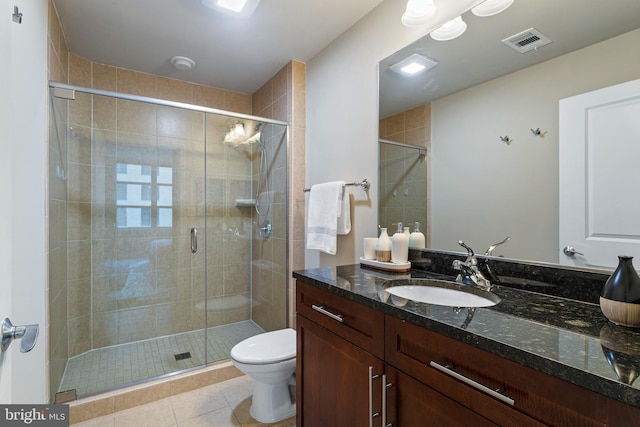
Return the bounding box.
[378,0,640,266]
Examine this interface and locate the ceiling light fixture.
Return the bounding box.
[430,16,467,41]
[170,56,196,71]
[471,0,515,17]
[233,122,246,137]
[201,0,261,18]
[390,53,438,76]
[401,0,436,27]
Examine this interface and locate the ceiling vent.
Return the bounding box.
[502,28,552,53]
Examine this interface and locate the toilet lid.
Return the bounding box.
[231,328,296,364]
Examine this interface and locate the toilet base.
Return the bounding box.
[250,381,296,423]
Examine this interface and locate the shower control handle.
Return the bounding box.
[190,226,198,253]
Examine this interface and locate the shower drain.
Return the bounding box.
[174,352,192,361]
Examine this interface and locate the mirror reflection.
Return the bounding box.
[378,0,640,267]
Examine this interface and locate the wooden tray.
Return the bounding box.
[359,257,411,273]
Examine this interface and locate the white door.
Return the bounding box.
[559,79,640,269]
[0,0,48,403]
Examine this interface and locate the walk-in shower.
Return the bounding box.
[378,138,428,232]
[48,82,288,400]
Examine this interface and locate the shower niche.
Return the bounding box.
[48,83,288,399]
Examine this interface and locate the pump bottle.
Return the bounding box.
[391,222,409,263]
[409,222,426,249]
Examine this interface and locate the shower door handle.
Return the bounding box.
[190,226,198,253]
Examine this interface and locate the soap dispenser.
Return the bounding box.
[375,227,392,262]
[391,222,409,264]
[409,222,426,249]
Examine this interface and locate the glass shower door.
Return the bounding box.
[56,91,209,396]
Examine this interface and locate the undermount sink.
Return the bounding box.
[382,279,500,308]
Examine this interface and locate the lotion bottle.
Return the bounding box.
[391,222,409,264]
[375,227,392,262]
[409,222,426,249]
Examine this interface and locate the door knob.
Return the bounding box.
[563,246,584,257]
[1,318,39,353]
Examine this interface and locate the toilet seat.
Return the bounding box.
[231,328,296,365]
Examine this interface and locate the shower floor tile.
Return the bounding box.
[59,320,264,397]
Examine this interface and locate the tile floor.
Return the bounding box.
[71,375,296,427]
[61,321,264,396]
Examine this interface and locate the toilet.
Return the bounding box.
[230,328,297,423]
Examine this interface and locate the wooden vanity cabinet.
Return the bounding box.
[296,280,640,426]
[296,281,385,427]
[386,316,606,427]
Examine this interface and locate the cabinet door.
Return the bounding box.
[385,366,497,427]
[297,314,384,427]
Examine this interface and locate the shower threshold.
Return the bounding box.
[58,320,263,397]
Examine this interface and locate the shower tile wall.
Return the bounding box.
[251,61,306,331]
[378,104,431,245]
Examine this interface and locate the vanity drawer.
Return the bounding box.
[296,280,384,358]
[385,316,608,427]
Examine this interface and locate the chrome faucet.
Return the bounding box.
[452,241,492,291]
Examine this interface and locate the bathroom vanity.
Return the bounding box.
[294,253,640,426]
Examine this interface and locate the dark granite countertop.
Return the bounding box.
[292,263,640,409]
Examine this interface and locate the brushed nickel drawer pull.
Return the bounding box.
[311,304,344,323]
[430,361,515,406]
[368,366,374,427]
[382,374,392,427]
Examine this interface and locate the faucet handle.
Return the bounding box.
[485,236,511,256]
[457,241,476,265]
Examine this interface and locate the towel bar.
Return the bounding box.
[303,178,370,193]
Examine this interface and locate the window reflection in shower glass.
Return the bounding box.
[116,163,173,228]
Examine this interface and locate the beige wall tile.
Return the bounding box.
[93,94,117,131]
[292,60,306,92]
[224,91,251,114]
[117,69,157,97]
[273,64,289,100]
[193,84,225,109]
[117,99,158,135]
[69,53,92,87]
[252,79,272,115]
[157,77,194,104]
[92,63,117,91]
[68,315,91,356]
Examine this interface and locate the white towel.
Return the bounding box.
[306,181,351,255]
[337,187,351,236]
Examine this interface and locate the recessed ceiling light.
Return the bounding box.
[201,0,261,18]
[390,53,438,76]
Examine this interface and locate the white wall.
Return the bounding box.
[0,0,48,403]
[305,0,482,268]
[431,29,640,263]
